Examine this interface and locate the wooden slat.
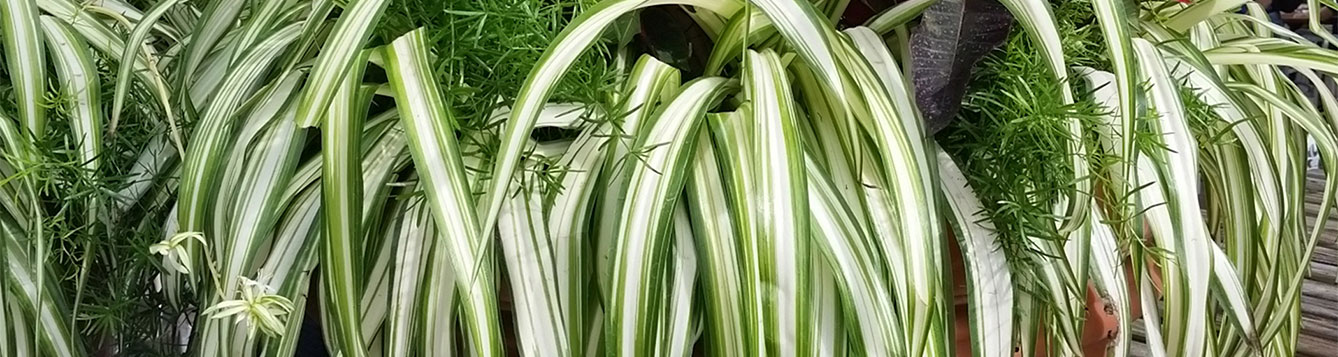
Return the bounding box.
[1297,332,1338,357]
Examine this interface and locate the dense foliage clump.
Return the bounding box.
[0,47,179,355]
[375,0,621,150]
[937,0,1107,272]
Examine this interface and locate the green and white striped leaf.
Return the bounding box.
[1133,38,1212,357]
[653,208,699,357]
[258,186,322,357]
[225,118,307,353]
[809,260,844,357]
[1234,79,1338,252]
[383,28,503,357]
[352,117,411,355]
[1306,0,1338,52]
[216,72,304,287]
[1165,0,1249,31]
[175,0,245,85]
[35,0,155,86]
[707,105,765,356]
[546,60,668,351]
[498,168,569,356]
[111,0,179,139]
[1013,281,1040,357]
[1161,50,1283,255]
[1228,82,1338,345]
[1132,156,1170,357]
[703,8,773,76]
[356,199,396,354]
[1089,0,1137,210]
[1025,230,1085,356]
[176,23,300,241]
[385,195,434,356]
[792,63,865,232]
[38,16,102,349]
[223,0,293,66]
[1,0,45,138]
[321,48,374,357]
[1204,38,1338,75]
[6,297,29,357]
[935,148,1013,357]
[743,49,810,357]
[841,27,948,357]
[294,0,389,127]
[0,2,45,300]
[593,56,680,300]
[683,132,748,357]
[749,0,846,100]
[805,153,903,356]
[195,71,309,356]
[607,77,735,356]
[1081,66,1134,357]
[278,0,336,73]
[88,0,170,32]
[41,14,103,198]
[422,243,459,357]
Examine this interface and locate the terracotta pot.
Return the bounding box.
[948,232,1157,356]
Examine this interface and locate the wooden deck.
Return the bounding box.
[1129,171,1338,356]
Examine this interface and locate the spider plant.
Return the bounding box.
[1,0,1337,356]
[484,0,1338,356]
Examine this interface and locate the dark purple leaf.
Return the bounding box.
[910,0,1012,134]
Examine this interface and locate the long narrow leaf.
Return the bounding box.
[40,13,103,210]
[1088,208,1131,357]
[706,108,765,356]
[294,0,389,127]
[383,28,503,357]
[743,49,810,356]
[385,195,433,356]
[111,0,179,140]
[936,148,1013,357]
[805,153,903,356]
[809,260,844,357]
[589,56,680,303]
[320,48,374,357]
[176,23,300,242]
[498,168,569,356]
[1090,0,1138,212]
[258,186,323,357]
[842,27,949,356]
[38,14,105,346]
[1,0,45,138]
[866,0,937,35]
[1133,38,1213,357]
[607,77,735,356]
[683,133,747,357]
[653,208,699,357]
[176,0,244,82]
[546,57,673,350]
